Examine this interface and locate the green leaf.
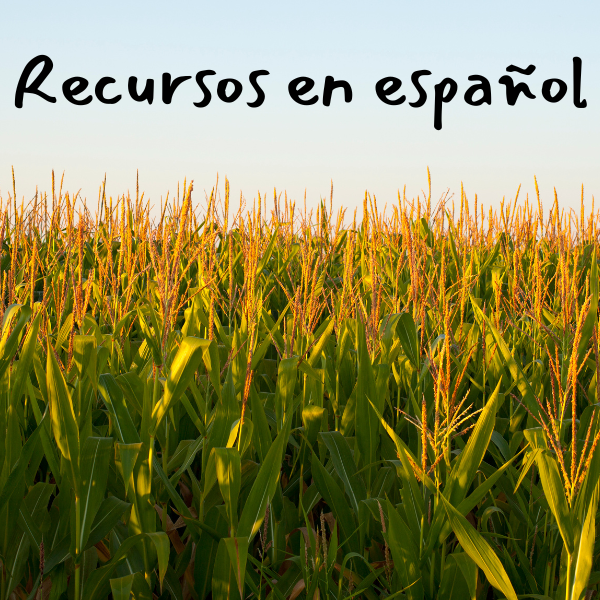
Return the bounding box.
[85,496,131,549]
[568,482,598,600]
[137,306,163,366]
[302,404,325,447]
[514,448,541,493]
[224,537,249,599]
[396,312,420,369]
[430,452,521,550]
[78,436,113,551]
[307,317,335,368]
[72,334,96,384]
[83,532,169,600]
[203,367,240,478]
[110,574,134,600]
[4,528,30,598]
[169,436,204,486]
[535,449,574,553]
[212,539,242,600]
[194,506,229,600]
[215,448,241,533]
[10,311,41,407]
[369,398,432,523]
[274,357,298,432]
[440,495,517,600]
[0,417,42,515]
[250,385,272,463]
[117,442,142,494]
[116,370,144,416]
[0,304,32,381]
[46,340,80,492]
[320,431,367,516]
[386,499,424,600]
[146,531,170,590]
[471,297,539,418]
[152,459,193,520]
[446,379,502,506]
[238,414,291,541]
[163,565,184,600]
[182,288,206,339]
[17,482,54,552]
[99,374,140,445]
[202,338,222,401]
[451,553,477,600]
[356,319,378,490]
[151,336,209,434]
[26,377,61,483]
[438,554,474,600]
[310,451,359,554]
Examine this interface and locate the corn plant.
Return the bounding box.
[0,170,599,599]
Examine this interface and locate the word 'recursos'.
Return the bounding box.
[15,55,587,130]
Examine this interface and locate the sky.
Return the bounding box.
[1,0,599,219]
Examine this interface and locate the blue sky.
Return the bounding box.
[1,0,598,217]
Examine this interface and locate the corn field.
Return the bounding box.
[0,169,599,600]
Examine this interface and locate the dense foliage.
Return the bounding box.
[0,172,599,599]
